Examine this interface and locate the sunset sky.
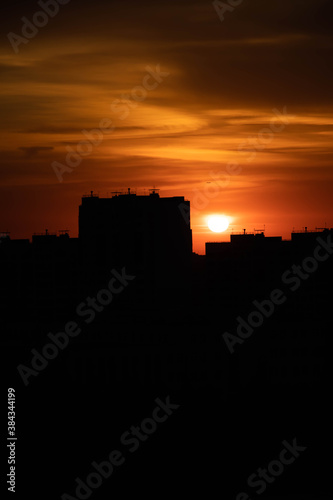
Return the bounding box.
[1,0,332,253]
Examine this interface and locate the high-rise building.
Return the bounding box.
[79,189,192,292]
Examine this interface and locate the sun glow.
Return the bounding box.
[207,215,230,233]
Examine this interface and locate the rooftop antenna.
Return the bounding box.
[149,186,160,195]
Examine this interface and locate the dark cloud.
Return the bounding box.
[19,146,54,157]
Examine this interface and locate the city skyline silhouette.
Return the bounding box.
[2,188,332,498]
[2,189,332,392]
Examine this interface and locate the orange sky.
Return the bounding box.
[1,0,333,253]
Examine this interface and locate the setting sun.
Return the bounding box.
[207,215,230,233]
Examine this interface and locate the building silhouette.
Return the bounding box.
[1,195,332,393]
[205,227,332,390]
[78,189,192,291]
